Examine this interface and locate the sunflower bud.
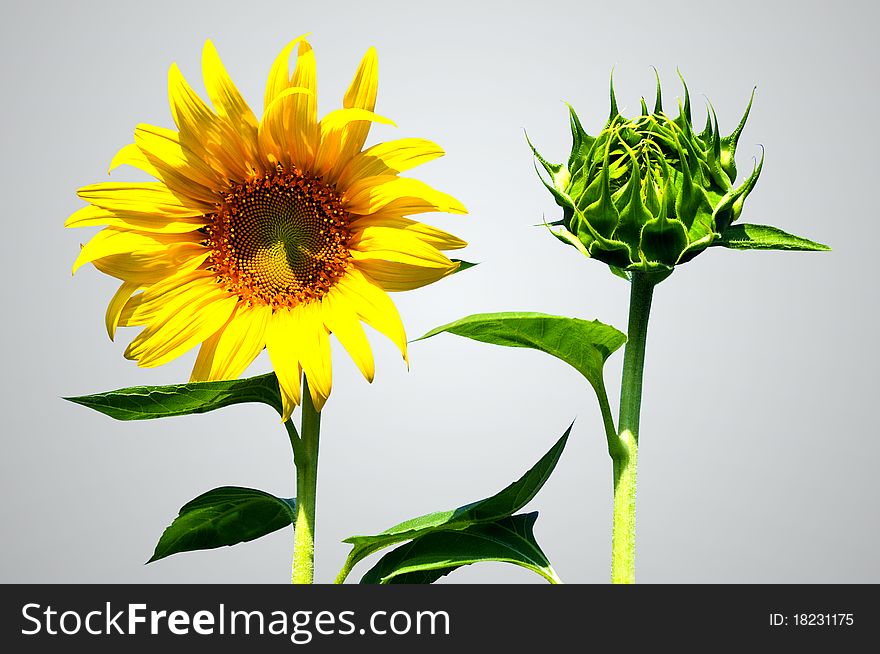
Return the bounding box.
[531,72,762,277]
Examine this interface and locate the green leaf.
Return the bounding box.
[714,223,830,251]
[149,486,296,563]
[336,424,572,582]
[416,312,625,394]
[64,373,283,420]
[360,513,559,584]
[451,259,478,272]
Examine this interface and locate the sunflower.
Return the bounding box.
[67,36,467,419]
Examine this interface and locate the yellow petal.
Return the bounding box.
[349,225,456,267]
[65,205,207,234]
[350,215,467,250]
[72,228,203,274]
[313,108,396,180]
[296,302,332,411]
[202,40,259,138]
[125,289,238,367]
[77,182,211,215]
[168,63,255,181]
[336,138,444,190]
[168,63,217,143]
[92,245,210,285]
[321,288,375,382]
[105,281,141,340]
[344,176,467,217]
[338,47,378,161]
[265,308,304,420]
[134,124,225,202]
[119,271,217,327]
[263,35,310,110]
[334,267,408,363]
[191,303,270,381]
[257,86,315,165]
[108,143,161,178]
[353,259,459,292]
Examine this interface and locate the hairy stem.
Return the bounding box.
[611,271,655,584]
[292,376,321,584]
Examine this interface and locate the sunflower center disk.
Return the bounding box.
[207,170,351,308]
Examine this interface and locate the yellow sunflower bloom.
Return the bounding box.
[67,37,467,419]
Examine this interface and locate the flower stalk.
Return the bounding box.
[610,272,655,584]
[291,376,321,584]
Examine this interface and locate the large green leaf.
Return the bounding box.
[714,223,830,251]
[336,423,571,583]
[360,513,560,584]
[415,312,626,394]
[149,486,296,563]
[64,373,283,420]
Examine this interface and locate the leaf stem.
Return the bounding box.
[292,376,321,584]
[610,271,655,584]
[594,378,618,457]
[334,555,356,584]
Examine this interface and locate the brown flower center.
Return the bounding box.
[206,167,350,308]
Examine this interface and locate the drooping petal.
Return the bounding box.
[321,288,375,382]
[108,143,161,179]
[191,303,271,381]
[105,280,141,340]
[265,308,303,420]
[125,287,238,367]
[118,271,219,328]
[297,302,332,411]
[333,267,408,363]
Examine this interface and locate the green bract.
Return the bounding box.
[531,73,764,275]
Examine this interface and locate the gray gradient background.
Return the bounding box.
[1,0,877,583]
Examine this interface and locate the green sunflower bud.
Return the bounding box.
[531,72,768,277]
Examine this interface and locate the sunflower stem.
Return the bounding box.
[292,376,321,584]
[610,271,655,584]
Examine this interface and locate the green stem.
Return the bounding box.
[611,271,655,584]
[292,376,321,584]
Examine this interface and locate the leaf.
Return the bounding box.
[149,486,296,563]
[360,513,559,584]
[337,423,571,582]
[416,312,626,393]
[64,373,283,420]
[713,223,830,251]
[451,259,478,272]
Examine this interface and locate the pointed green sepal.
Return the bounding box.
[713,223,830,251]
[609,70,620,120]
[720,87,756,182]
[652,67,663,113]
[526,131,563,178]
